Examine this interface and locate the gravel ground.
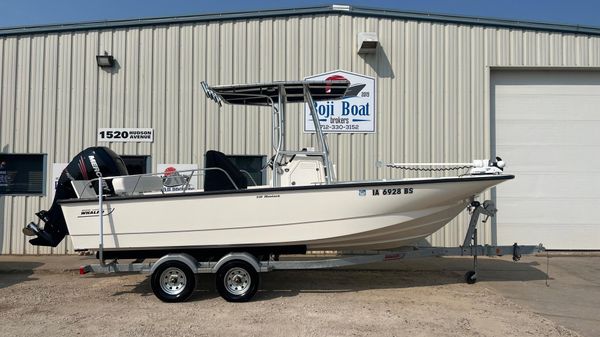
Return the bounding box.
[0,268,580,337]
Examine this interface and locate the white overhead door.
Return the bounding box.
[493,71,600,250]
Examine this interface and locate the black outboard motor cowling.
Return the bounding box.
[25,147,128,247]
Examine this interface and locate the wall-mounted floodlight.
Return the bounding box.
[357,32,379,54]
[96,52,115,68]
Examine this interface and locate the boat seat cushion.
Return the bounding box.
[204,150,248,192]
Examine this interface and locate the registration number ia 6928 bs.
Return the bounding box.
[372,188,414,196]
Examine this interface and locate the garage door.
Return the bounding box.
[493,70,600,250]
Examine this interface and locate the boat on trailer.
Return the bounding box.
[23,79,542,302]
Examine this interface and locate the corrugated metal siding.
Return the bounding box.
[2,13,600,254]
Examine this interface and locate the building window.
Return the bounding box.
[0,154,46,195]
[121,155,150,175]
[226,155,267,186]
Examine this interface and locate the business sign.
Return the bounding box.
[157,164,199,192]
[98,128,154,142]
[304,70,376,133]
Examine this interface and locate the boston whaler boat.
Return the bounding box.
[24,79,542,302]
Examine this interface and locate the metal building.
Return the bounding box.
[1,5,599,254]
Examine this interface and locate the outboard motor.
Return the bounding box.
[23,147,128,247]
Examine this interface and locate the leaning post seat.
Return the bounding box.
[204,150,248,192]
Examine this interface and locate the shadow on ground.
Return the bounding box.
[97,257,548,302]
[0,262,43,289]
[253,257,549,302]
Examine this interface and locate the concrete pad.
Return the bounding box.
[484,256,600,337]
[352,255,599,337]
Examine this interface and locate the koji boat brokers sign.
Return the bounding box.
[304,70,376,133]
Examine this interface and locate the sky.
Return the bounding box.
[0,0,599,29]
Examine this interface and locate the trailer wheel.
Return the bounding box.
[464,270,477,284]
[216,260,259,302]
[151,261,196,302]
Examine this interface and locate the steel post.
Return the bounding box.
[98,176,105,265]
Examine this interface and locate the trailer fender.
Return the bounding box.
[150,253,198,274]
[212,252,262,273]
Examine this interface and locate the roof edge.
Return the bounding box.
[351,5,600,35]
[1,4,600,37]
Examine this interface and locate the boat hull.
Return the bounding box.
[59,175,511,252]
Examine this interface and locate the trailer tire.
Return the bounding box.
[151,261,196,302]
[216,260,259,302]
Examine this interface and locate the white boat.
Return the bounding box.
[25,80,512,258]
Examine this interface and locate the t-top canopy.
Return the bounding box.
[201,80,350,106]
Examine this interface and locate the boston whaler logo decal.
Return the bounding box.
[78,208,115,218]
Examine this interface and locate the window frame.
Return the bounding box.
[121,155,152,175]
[0,153,47,196]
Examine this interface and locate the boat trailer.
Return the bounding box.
[80,192,544,302]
